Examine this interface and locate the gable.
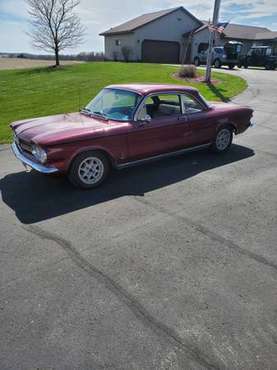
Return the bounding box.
[100,7,202,36]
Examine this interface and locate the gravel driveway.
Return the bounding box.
[0,68,277,370]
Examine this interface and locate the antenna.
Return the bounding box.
[78,86,81,111]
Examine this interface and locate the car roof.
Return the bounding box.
[106,84,199,96]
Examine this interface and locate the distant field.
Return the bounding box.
[0,58,82,70]
[0,62,247,143]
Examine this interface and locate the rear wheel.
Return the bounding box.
[194,57,200,66]
[265,63,275,70]
[211,127,233,153]
[214,59,221,68]
[68,151,110,189]
[228,64,235,69]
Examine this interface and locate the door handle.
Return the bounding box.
[178,115,188,122]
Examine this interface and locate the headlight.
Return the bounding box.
[32,145,47,163]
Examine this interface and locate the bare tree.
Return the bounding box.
[26,0,85,66]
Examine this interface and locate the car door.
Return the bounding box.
[127,93,193,161]
[181,93,216,146]
[254,48,264,66]
[248,48,261,66]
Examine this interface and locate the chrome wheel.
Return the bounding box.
[216,129,232,151]
[78,157,105,185]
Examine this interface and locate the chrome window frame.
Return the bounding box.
[181,92,207,115]
[134,91,209,122]
[134,91,184,121]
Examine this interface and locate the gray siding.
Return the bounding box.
[104,8,200,62]
[191,28,224,61]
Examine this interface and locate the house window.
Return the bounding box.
[115,40,121,46]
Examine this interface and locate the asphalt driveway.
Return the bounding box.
[0,68,277,370]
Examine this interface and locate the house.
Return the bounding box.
[100,6,277,63]
[192,21,277,58]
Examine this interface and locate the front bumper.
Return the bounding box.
[11,142,59,174]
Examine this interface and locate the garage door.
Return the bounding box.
[142,40,180,64]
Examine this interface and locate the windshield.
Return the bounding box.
[84,88,142,121]
[214,48,224,54]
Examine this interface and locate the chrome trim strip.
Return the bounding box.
[11,142,59,174]
[116,143,211,169]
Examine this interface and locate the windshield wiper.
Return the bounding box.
[90,111,108,120]
[81,108,108,120]
[80,108,91,116]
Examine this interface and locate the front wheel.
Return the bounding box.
[68,151,110,189]
[211,127,233,153]
[228,64,235,70]
[214,59,221,68]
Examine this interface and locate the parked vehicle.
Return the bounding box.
[194,43,242,69]
[238,46,277,70]
[11,84,254,189]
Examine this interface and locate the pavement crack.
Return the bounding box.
[133,197,277,273]
[23,224,219,370]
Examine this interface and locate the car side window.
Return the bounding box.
[181,94,203,114]
[140,94,181,120]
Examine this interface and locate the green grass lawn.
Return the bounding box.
[0,62,247,143]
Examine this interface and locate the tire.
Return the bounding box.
[265,64,275,70]
[211,127,233,153]
[237,62,242,68]
[194,57,200,66]
[214,59,221,68]
[244,64,248,69]
[68,151,110,189]
[228,64,235,70]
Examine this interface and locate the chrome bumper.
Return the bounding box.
[250,121,256,128]
[11,142,59,174]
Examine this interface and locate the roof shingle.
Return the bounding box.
[100,7,201,36]
[194,21,275,41]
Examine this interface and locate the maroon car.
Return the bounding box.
[11,84,254,189]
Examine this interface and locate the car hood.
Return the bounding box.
[11,112,115,145]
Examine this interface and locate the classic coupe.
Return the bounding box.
[11,84,254,188]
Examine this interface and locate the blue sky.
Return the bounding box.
[0,0,276,53]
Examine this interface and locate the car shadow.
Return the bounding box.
[0,144,254,224]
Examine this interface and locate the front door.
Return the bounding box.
[127,93,193,161]
[248,48,264,66]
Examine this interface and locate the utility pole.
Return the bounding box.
[205,0,221,83]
